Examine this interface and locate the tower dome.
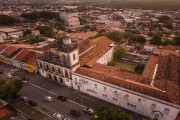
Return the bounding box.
[63,33,72,45]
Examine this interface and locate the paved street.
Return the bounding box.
[19,83,92,120]
[0,62,143,120]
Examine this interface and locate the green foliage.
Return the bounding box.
[21,11,59,21]
[55,21,65,30]
[50,36,63,48]
[134,46,142,50]
[108,60,116,66]
[106,31,124,43]
[113,46,126,60]
[92,107,132,120]
[132,36,146,44]
[0,15,17,26]
[173,35,180,46]
[158,15,171,23]
[23,29,32,37]
[27,35,45,44]
[36,26,54,37]
[135,64,145,73]
[0,78,23,101]
[150,34,162,45]
[148,32,154,37]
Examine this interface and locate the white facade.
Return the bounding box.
[96,47,114,65]
[0,28,23,40]
[71,73,180,120]
[144,45,155,52]
[37,60,73,87]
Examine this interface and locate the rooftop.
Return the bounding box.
[0,27,21,33]
[78,36,113,66]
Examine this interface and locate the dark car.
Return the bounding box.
[57,96,67,101]
[13,94,22,99]
[28,100,37,106]
[70,110,80,117]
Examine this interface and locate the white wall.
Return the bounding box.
[71,73,180,120]
[96,48,114,65]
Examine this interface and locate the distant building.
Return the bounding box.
[0,27,23,41]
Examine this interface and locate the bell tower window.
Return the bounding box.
[73,54,76,60]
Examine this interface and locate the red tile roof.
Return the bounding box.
[75,67,172,103]
[2,46,18,57]
[13,49,30,61]
[154,54,180,105]
[0,45,7,51]
[92,64,151,85]
[78,36,113,66]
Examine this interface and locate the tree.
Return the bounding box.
[92,107,132,120]
[23,29,32,37]
[113,46,126,60]
[150,34,162,45]
[0,15,17,26]
[108,60,116,66]
[0,78,23,101]
[132,36,146,44]
[173,35,180,46]
[27,35,45,44]
[106,31,124,43]
[135,64,145,73]
[158,15,171,23]
[36,26,54,37]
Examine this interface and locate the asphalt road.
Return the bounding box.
[19,84,92,120]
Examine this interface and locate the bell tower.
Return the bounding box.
[58,33,79,69]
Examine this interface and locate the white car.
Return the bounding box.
[45,96,53,102]
[7,74,13,79]
[22,81,29,85]
[53,113,63,120]
[21,96,29,102]
[84,107,94,114]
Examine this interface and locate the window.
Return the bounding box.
[138,98,141,103]
[104,87,107,91]
[95,84,97,88]
[127,103,136,108]
[103,94,107,98]
[163,108,170,115]
[38,62,43,68]
[52,66,55,72]
[124,94,129,101]
[113,97,117,101]
[151,104,156,110]
[65,70,69,78]
[73,54,76,60]
[58,68,61,74]
[45,64,49,71]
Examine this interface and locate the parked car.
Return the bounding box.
[28,100,37,106]
[13,93,22,99]
[21,96,28,102]
[53,113,63,120]
[57,96,67,101]
[70,110,80,117]
[84,107,94,115]
[22,81,29,85]
[7,74,13,79]
[45,96,53,102]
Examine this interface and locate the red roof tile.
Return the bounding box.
[79,36,113,66]
[75,67,172,104]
